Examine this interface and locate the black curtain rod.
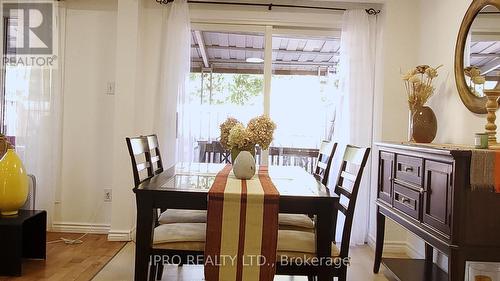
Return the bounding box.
[155,0,381,15]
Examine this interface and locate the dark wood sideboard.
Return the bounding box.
[373,142,500,281]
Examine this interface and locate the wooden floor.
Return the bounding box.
[0,233,126,281]
[93,243,403,281]
[0,232,402,281]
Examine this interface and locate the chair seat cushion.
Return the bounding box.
[278,214,314,229]
[277,230,339,258]
[153,227,339,259]
[153,241,206,252]
[153,223,206,251]
[279,225,315,233]
[158,209,207,224]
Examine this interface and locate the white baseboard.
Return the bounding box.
[51,221,111,234]
[367,234,423,258]
[108,227,136,242]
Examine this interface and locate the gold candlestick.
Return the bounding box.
[484,90,500,149]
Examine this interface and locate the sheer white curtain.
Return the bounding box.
[155,0,192,167]
[332,9,378,245]
[3,6,64,227]
[4,67,62,226]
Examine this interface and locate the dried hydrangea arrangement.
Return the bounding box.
[219,117,241,149]
[247,115,276,150]
[464,66,486,96]
[402,64,443,111]
[227,123,254,151]
[219,115,276,151]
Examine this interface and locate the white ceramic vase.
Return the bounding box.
[233,151,256,180]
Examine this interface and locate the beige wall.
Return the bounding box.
[367,0,421,252]
[421,0,488,146]
[54,0,118,232]
[406,0,481,271]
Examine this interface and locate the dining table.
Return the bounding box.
[133,163,340,281]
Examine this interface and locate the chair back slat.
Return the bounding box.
[333,144,371,259]
[126,136,152,187]
[136,162,150,173]
[336,185,352,199]
[342,146,367,165]
[147,134,160,149]
[313,141,338,186]
[319,140,335,155]
[340,171,357,182]
[126,134,166,187]
[151,155,160,163]
[146,135,164,175]
[316,161,327,170]
[128,137,149,155]
[334,201,348,215]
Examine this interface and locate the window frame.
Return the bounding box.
[190,22,340,164]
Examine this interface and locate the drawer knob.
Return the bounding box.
[405,167,414,172]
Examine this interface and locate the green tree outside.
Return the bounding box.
[189,73,263,105]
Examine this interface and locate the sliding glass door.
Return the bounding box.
[187,24,340,167]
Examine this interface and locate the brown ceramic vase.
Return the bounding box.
[412,106,437,143]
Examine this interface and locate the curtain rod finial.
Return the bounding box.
[365,8,381,15]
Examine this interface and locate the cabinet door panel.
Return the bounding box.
[423,160,453,236]
[378,152,394,204]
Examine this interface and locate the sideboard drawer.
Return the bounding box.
[393,183,421,220]
[395,155,423,187]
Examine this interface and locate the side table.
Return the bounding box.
[0,210,47,276]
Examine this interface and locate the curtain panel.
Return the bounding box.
[332,9,379,245]
[155,0,192,167]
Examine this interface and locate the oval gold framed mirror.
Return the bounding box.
[455,0,500,114]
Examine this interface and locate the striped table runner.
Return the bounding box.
[205,165,279,281]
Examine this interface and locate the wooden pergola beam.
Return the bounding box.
[471,53,500,59]
[193,58,337,67]
[480,58,500,75]
[194,31,209,68]
[191,45,339,57]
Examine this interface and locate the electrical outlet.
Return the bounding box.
[104,188,112,202]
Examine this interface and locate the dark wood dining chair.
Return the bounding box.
[313,141,338,186]
[126,135,207,281]
[278,141,337,233]
[275,144,371,281]
[126,136,153,187]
